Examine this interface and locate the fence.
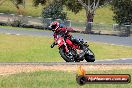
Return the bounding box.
[0,13,131,36]
[0,13,71,28]
[70,21,132,36]
[70,21,115,31]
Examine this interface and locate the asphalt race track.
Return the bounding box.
[0,28,132,64]
[0,28,132,46]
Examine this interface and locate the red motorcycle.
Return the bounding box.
[51,34,95,62]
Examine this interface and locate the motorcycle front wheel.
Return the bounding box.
[59,48,75,62]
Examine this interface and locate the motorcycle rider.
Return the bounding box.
[49,21,86,59]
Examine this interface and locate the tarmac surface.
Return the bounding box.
[0,28,132,46]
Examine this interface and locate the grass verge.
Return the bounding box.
[0,25,47,32]
[0,69,132,88]
[0,33,132,62]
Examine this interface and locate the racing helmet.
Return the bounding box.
[49,21,60,31]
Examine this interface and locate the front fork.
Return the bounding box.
[51,38,69,53]
[63,39,69,53]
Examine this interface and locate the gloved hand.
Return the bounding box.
[47,26,52,30]
[50,43,55,48]
[50,42,57,48]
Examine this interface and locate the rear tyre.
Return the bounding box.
[59,48,74,62]
[85,54,95,62]
[75,59,80,62]
[85,48,95,62]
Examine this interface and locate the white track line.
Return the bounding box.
[6,33,11,35]
[95,58,132,62]
[6,33,21,36]
[16,34,21,36]
[90,41,132,47]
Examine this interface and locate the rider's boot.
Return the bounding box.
[78,42,88,59]
[70,37,86,59]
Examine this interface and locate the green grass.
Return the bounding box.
[0,0,43,17]
[0,69,132,88]
[0,0,114,24]
[0,33,132,62]
[0,34,62,62]
[0,25,47,32]
[90,42,132,60]
[0,25,34,30]
[94,6,115,24]
[65,5,115,24]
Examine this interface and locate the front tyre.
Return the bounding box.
[59,48,74,62]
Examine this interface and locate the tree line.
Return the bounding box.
[0,0,132,33]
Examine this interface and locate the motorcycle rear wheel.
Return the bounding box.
[85,55,95,62]
[82,44,95,62]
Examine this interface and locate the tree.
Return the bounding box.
[65,0,111,33]
[1,0,112,32]
[33,0,111,33]
[111,0,132,25]
[10,0,25,15]
[42,0,67,20]
[10,0,47,15]
[111,0,132,36]
[0,0,25,14]
[78,0,100,33]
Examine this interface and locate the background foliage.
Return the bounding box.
[42,0,67,20]
[111,0,132,25]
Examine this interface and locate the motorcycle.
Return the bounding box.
[51,34,95,62]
